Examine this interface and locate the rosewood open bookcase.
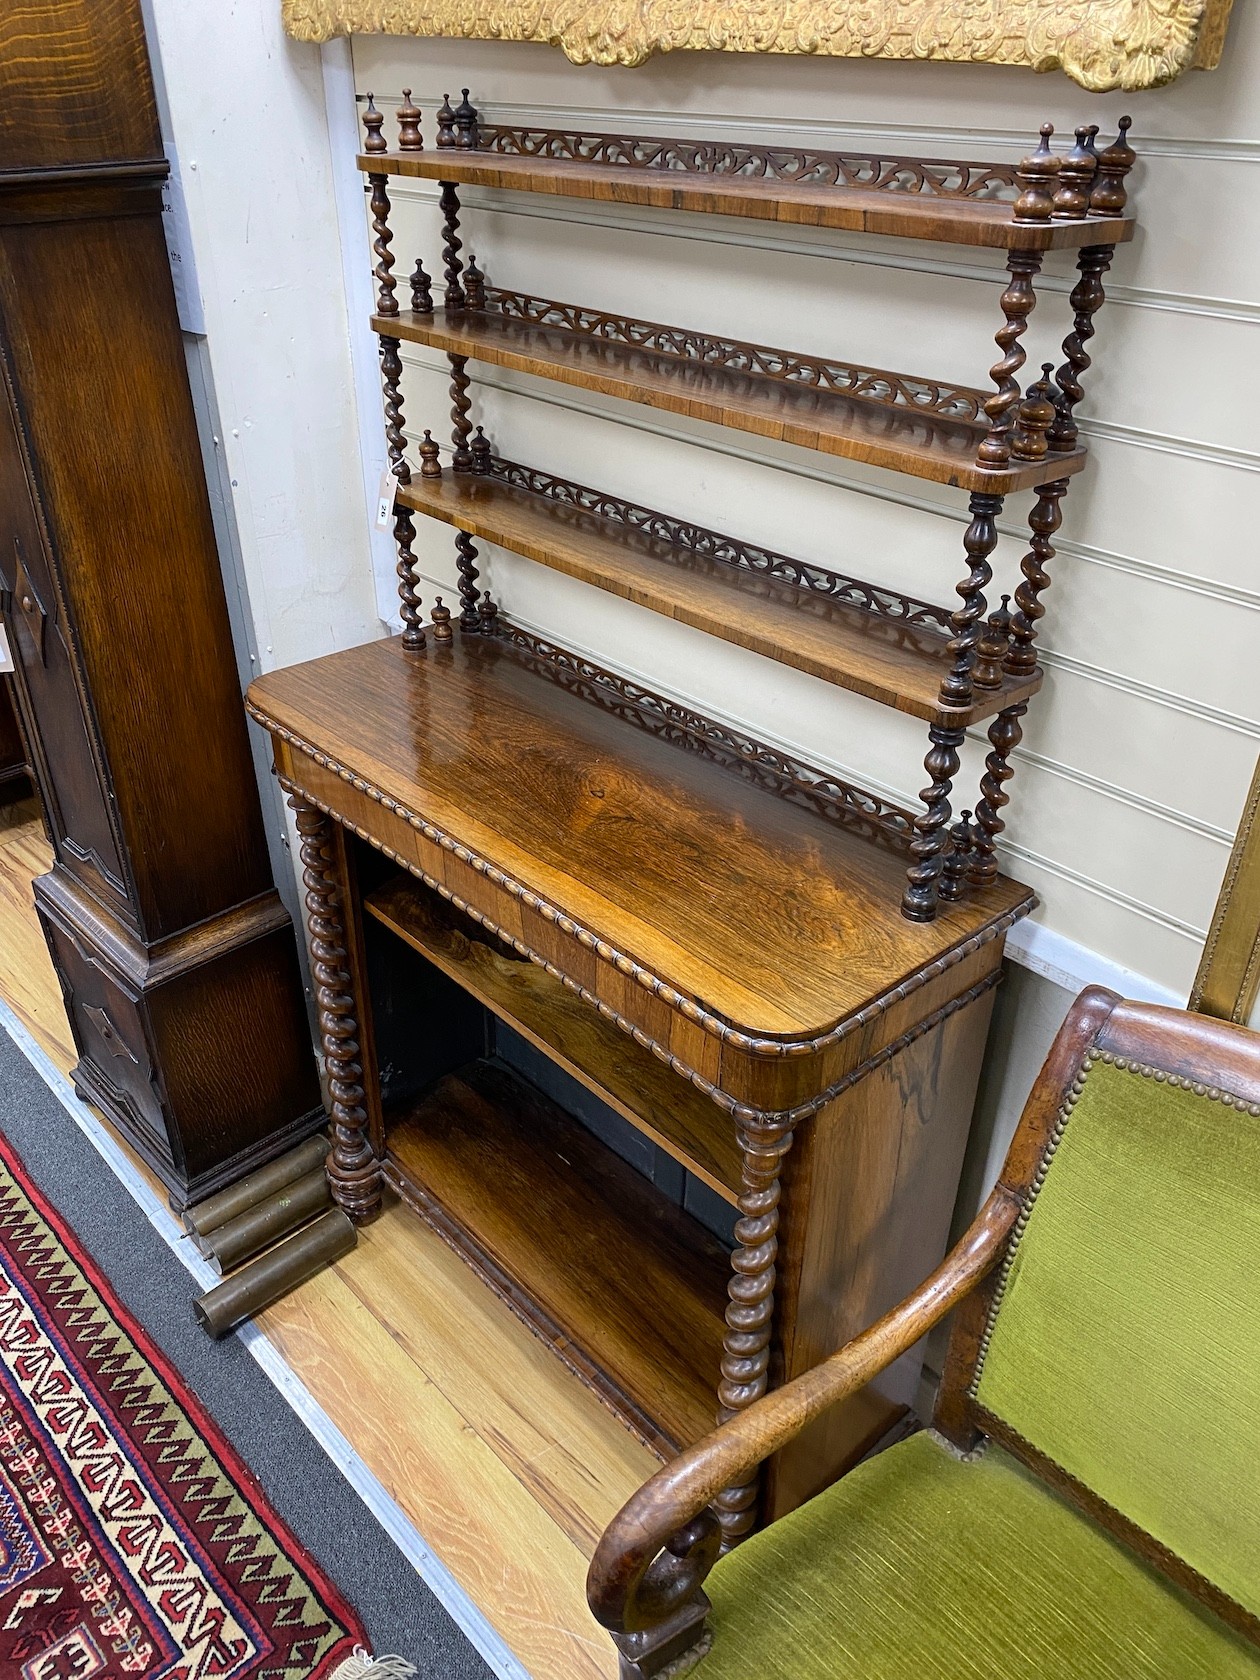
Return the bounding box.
[246,95,1136,1540]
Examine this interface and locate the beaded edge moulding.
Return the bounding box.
[282,0,1234,90]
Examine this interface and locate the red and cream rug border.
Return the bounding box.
[0,1123,372,1680]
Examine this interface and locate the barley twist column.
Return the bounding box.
[978,252,1041,468]
[714,1116,794,1550]
[967,704,1027,887]
[1048,245,1114,453]
[291,798,381,1223]
[902,725,966,922]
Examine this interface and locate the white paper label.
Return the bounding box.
[0,624,13,675]
[375,468,396,532]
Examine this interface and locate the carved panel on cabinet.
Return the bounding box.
[42,914,167,1159]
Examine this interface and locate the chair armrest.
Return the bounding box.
[587,1185,1020,1643]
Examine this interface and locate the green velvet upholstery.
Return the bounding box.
[975,1056,1260,1622]
[697,1432,1259,1679]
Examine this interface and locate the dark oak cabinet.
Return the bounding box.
[0,0,321,1203]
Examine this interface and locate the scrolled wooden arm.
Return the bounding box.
[587,1186,1021,1667]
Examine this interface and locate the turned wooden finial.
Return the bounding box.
[419,429,442,477]
[1011,362,1057,461]
[436,93,457,148]
[409,258,434,315]
[453,89,479,149]
[464,254,486,310]
[1090,116,1136,215]
[397,88,423,152]
[1053,125,1098,219]
[939,812,974,903]
[972,596,1013,689]
[431,597,454,643]
[471,426,492,472]
[478,594,500,635]
[1013,123,1060,224]
[362,93,387,154]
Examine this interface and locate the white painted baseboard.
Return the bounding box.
[1005,917,1183,1008]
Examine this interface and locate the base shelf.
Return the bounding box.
[365,871,744,1201]
[383,1057,731,1454]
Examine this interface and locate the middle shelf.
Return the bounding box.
[396,460,1043,727]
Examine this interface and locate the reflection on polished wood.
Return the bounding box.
[0,794,636,1679]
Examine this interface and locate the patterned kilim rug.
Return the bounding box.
[0,1125,369,1680]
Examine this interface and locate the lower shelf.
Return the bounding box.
[365,871,744,1202]
[383,1057,731,1455]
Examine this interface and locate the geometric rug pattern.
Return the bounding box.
[0,1127,366,1680]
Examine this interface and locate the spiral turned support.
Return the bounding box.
[939,492,1003,709]
[290,799,381,1223]
[902,724,967,923]
[1048,245,1114,453]
[968,704,1027,888]
[394,508,425,651]
[378,335,409,484]
[455,530,481,631]
[978,251,1041,468]
[368,173,398,319]
[714,1118,794,1550]
[439,181,465,310]
[1005,479,1069,677]
[449,353,473,472]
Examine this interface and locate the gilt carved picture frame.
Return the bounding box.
[283,0,1234,91]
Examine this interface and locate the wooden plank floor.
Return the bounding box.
[0,794,650,1678]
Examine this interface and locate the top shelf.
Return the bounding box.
[358,136,1135,254]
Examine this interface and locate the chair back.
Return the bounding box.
[960,991,1260,1633]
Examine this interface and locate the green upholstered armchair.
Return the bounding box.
[588,986,1260,1679]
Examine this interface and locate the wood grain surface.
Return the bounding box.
[0,0,161,175]
[0,797,71,1068]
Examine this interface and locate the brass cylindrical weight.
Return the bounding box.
[182,1134,329,1239]
[200,1167,333,1275]
[194,1209,356,1340]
